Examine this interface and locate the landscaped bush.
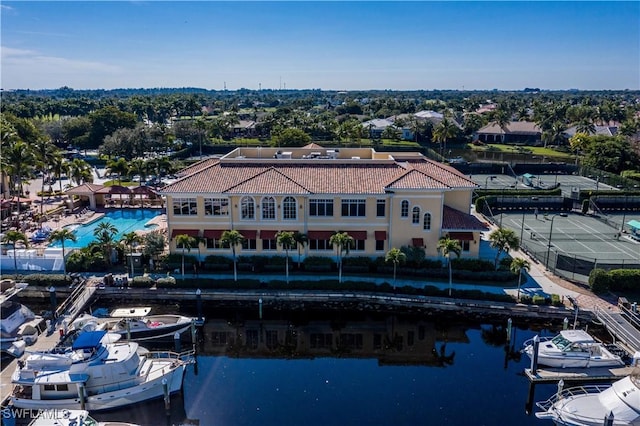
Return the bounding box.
[451,258,495,272]
[19,273,71,287]
[588,268,612,293]
[303,256,335,272]
[130,276,154,288]
[532,295,548,305]
[550,294,563,307]
[156,276,177,288]
[202,255,232,271]
[342,257,372,273]
[608,269,640,291]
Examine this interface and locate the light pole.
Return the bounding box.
[485,175,497,190]
[498,184,516,228]
[545,213,568,270]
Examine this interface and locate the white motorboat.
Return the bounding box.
[1,300,42,357]
[10,330,190,412]
[536,369,640,425]
[70,307,195,342]
[28,409,140,426]
[522,329,625,368]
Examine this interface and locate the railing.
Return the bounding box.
[595,306,640,353]
[535,384,628,424]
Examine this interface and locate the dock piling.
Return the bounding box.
[531,335,540,375]
[162,378,170,412]
[49,286,57,318]
[174,332,181,352]
[563,317,569,330]
[196,289,202,322]
[604,411,614,426]
[506,318,512,343]
[78,383,86,410]
[259,298,263,319]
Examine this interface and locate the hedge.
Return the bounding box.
[16,273,72,287]
[589,268,640,293]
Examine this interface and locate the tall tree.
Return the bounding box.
[276,231,295,284]
[488,228,520,270]
[432,117,458,157]
[329,231,354,284]
[2,230,29,276]
[385,247,406,289]
[175,233,196,279]
[3,140,36,216]
[221,230,245,282]
[67,158,94,186]
[293,232,308,269]
[94,222,118,265]
[48,229,77,276]
[120,231,142,278]
[437,237,461,297]
[510,257,531,302]
[106,158,130,185]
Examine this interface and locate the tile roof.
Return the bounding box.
[176,157,220,178]
[162,156,476,195]
[64,183,105,195]
[442,206,488,231]
[477,121,541,135]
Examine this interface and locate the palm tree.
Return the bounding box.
[432,117,458,157]
[175,233,196,279]
[48,228,77,276]
[488,228,520,270]
[385,247,406,289]
[221,230,245,282]
[2,230,28,276]
[329,231,354,284]
[32,138,59,217]
[3,140,36,216]
[276,231,295,284]
[437,237,461,297]
[510,257,531,302]
[129,158,147,185]
[106,158,130,185]
[68,158,93,186]
[94,222,118,265]
[121,231,142,278]
[293,231,308,269]
[50,154,68,195]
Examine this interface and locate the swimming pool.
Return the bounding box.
[48,209,162,248]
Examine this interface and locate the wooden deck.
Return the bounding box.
[525,365,638,384]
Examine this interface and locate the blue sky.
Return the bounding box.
[1,1,638,91]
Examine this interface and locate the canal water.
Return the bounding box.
[76,304,575,426]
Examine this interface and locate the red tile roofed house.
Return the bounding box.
[475,121,542,145]
[160,146,483,263]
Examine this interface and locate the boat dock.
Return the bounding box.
[525,365,638,384]
[0,318,64,407]
[594,305,640,355]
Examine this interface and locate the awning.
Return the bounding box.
[239,230,257,239]
[171,229,200,238]
[260,230,278,239]
[447,232,474,241]
[203,229,224,239]
[308,231,334,240]
[348,231,367,240]
[374,231,387,240]
[412,238,424,247]
[628,220,640,230]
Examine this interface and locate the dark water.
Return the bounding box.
[80,305,573,426]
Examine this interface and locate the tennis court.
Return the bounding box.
[497,211,640,282]
[470,173,618,196]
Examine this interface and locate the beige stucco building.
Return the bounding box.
[160,146,487,262]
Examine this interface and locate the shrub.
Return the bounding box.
[532,295,548,305]
[588,268,611,293]
[550,294,563,307]
[451,258,495,272]
[156,276,177,288]
[604,269,640,292]
[131,276,154,288]
[20,274,71,287]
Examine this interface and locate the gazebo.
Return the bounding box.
[64,183,105,210]
[96,185,133,207]
[131,185,159,207]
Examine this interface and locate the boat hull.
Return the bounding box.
[11,363,186,412]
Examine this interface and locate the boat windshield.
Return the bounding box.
[550,335,573,351]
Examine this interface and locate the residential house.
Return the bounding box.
[475,121,542,144]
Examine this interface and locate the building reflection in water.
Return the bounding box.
[197,311,463,367]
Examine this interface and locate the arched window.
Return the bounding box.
[401,200,409,217]
[262,196,276,220]
[283,196,297,220]
[412,206,420,224]
[241,196,255,220]
[423,212,432,230]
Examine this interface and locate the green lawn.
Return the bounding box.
[469,143,574,161]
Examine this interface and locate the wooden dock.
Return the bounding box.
[524,365,637,384]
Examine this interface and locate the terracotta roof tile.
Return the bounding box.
[442,206,488,231]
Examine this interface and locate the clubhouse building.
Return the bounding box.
[160,146,487,261]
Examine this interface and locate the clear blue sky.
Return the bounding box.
[1,1,638,91]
